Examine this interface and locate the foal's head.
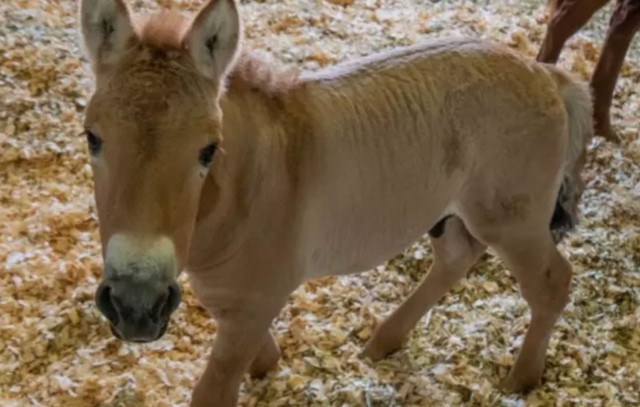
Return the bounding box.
[79,0,240,342]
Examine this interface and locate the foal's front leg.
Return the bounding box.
[190,306,283,407]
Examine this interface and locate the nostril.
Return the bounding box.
[150,291,169,322]
[161,283,181,319]
[96,284,120,325]
[150,285,180,322]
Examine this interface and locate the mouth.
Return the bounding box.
[109,320,169,343]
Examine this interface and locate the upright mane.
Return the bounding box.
[226,52,300,100]
[136,10,299,99]
[137,10,187,50]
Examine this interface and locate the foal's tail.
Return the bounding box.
[545,65,594,242]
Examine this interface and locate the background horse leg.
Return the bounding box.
[362,216,486,361]
[537,0,610,63]
[590,0,640,140]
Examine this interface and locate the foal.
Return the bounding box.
[537,0,640,141]
[78,0,593,405]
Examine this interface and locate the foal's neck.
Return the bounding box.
[221,52,314,198]
[188,54,313,272]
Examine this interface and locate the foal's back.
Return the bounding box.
[302,38,566,173]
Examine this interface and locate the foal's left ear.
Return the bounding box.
[184,0,241,83]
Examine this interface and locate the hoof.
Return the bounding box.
[361,341,392,362]
[248,351,280,378]
[594,116,619,143]
[360,327,403,362]
[499,374,541,394]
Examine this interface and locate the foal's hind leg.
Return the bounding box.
[362,216,486,361]
[476,225,572,393]
[248,330,281,378]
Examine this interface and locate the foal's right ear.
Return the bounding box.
[79,0,135,73]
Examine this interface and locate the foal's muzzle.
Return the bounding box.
[96,278,181,343]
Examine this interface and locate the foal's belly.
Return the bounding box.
[303,199,446,278]
[300,150,459,279]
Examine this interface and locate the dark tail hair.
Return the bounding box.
[544,65,593,242]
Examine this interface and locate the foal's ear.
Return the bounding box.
[79,0,135,72]
[184,0,241,83]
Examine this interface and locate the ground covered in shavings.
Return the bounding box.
[1,0,639,406]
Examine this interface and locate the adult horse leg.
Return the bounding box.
[537,0,610,63]
[362,216,486,361]
[590,0,640,141]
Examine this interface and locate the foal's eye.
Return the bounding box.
[198,143,217,167]
[85,131,102,156]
